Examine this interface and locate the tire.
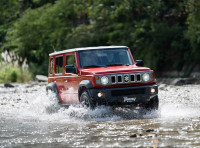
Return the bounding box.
[46,88,53,94]
[46,88,61,104]
[145,95,159,111]
[46,88,62,113]
[80,90,95,109]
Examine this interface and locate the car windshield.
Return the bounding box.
[79,48,133,68]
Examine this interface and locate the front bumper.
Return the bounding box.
[88,84,158,106]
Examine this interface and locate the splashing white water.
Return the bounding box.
[0,84,122,122]
[159,84,200,119]
[1,83,200,148]
[0,84,200,122]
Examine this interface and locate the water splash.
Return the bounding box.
[0,84,200,123]
[1,84,200,147]
[159,84,200,119]
[0,84,158,122]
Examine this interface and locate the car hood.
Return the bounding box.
[80,65,152,75]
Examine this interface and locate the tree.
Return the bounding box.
[2,0,198,77]
[0,0,20,50]
[2,0,89,75]
[185,0,200,76]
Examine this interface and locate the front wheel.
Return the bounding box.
[145,96,159,111]
[80,90,95,109]
[46,88,62,113]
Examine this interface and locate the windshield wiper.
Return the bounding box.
[83,65,106,68]
[106,64,130,66]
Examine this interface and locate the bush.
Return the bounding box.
[0,63,32,83]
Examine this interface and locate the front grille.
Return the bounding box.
[136,74,141,82]
[111,74,141,84]
[111,88,145,96]
[95,72,153,86]
[117,75,122,83]
[130,74,135,82]
[111,76,116,83]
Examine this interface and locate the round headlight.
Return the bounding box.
[101,76,109,85]
[142,73,150,82]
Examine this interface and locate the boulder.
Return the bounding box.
[4,82,14,88]
[171,78,198,85]
[35,75,48,82]
[146,129,154,132]
[129,134,137,138]
[171,78,185,85]
[158,84,167,90]
[184,78,198,84]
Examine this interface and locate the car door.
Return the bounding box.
[61,53,79,103]
[48,57,55,84]
[54,55,65,102]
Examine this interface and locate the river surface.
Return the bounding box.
[0,83,200,147]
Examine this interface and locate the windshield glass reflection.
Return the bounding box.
[79,48,133,68]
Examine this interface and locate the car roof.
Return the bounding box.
[49,46,128,56]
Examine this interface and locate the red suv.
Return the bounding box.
[47,46,158,110]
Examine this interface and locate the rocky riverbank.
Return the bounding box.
[0,80,200,147]
[157,77,200,85]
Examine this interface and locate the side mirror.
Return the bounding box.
[136,60,144,66]
[66,65,77,74]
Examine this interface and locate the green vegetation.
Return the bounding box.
[0,0,200,78]
[0,62,32,83]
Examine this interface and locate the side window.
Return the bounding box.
[66,54,77,73]
[50,58,53,74]
[55,56,63,74]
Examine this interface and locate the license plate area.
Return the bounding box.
[123,96,136,102]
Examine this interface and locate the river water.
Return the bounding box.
[0,83,200,147]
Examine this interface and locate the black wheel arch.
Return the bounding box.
[145,95,159,111]
[46,82,61,103]
[78,80,93,101]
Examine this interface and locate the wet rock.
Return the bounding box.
[39,82,48,86]
[130,134,143,138]
[147,134,157,138]
[171,78,198,85]
[171,79,185,85]
[130,134,137,138]
[157,78,173,85]
[184,78,198,84]
[146,129,154,132]
[35,75,48,82]
[4,83,14,88]
[24,81,47,88]
[157,77,200,85]
[14,89,18,93]
[137,128,144,132]
[158,84,167,90]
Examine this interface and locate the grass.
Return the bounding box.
[0,62,33,83]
